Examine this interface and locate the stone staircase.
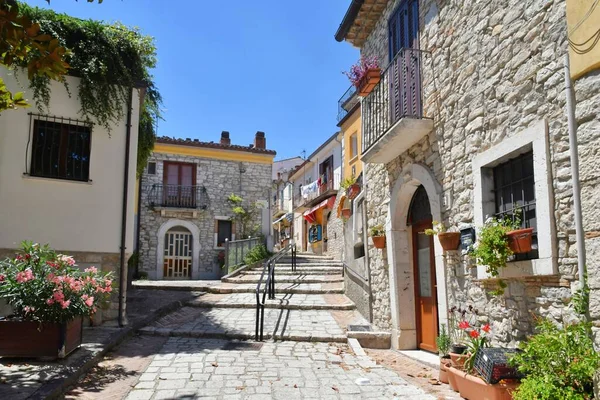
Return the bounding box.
[139,253,369,343]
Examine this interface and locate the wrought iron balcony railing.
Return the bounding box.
[337,85,359,122]
[362,48,424,154]
[148,184,209,209]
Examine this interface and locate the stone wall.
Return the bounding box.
[358,0,600,345]
[138,153,272,280]
[324,189,345,259]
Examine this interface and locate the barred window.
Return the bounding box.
[493,151,538,260]
[31,119,91,182]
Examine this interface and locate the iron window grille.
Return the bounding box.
[147,162,157,175]
[493,151,538,260]
[29,114,92,182]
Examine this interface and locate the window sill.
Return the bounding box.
[476,256,556,279]
[22,174,92,185]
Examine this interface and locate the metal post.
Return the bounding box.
[564,54,587,288]
[224,238,229,271]
[260,304,265,341]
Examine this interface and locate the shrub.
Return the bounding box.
[510,319,600,400]
[0,242,113,323]
[436,323,451,357]
[244,244,271,266]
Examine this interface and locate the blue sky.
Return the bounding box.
[24,0,358,160]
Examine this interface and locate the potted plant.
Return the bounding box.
[340,176,360,200]
[436,323,451,384]
[0,242,113,359]
[470,216,521,295]
[343,56,380,97]
[370,225,386,249]
[425,221,461,251]
[506,227,534,253]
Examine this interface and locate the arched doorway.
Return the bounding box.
[163,226,193,279]
[407,185,438,352]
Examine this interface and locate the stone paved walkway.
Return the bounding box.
[126,338,436,400]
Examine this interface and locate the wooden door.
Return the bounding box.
[412,219,438,353]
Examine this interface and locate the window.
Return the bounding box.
[147,162,156,175]
[493,152,538,260]
[350,134,358,158]
[216,220,233,248]
[31,119,91,182]
[388,0,419,61]
[163,162,196,207]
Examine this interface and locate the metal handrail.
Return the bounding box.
[255,241,296,341]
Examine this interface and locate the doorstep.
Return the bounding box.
[397,349,441,369]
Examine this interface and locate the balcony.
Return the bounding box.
[148,184,209,210]
[293,171,340,210]
[361,48,433,164]
[337,85,360,123]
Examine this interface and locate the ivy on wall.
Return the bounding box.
[18,3,161,176]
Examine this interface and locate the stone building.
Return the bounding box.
[335,0,600,350]
[289,132,344,258]
[138,131,275,280]
[272,157,303,249]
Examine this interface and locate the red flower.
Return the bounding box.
[458,320,470,330]
[469,330,480,338]
[482,324,491,333]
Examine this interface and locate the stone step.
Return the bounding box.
[223,274,343,284]
[276,260,342,266]
[242,269,342,276]
[139,306,348,343]
[249,265,343,271]
[204,283,344,295]
[186,293,356,311]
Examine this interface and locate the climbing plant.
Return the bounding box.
[1,1,161,176]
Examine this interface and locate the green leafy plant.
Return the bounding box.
[227,194,261,238]
[436,323,451,357]
[510,319,600,400]
[370,224,385,237]
[424,220,446,236]
[340,176,357,190]
[0,241,113,323]
[572,278,590,317]
[470,216,520,294]
[243,244,272,266]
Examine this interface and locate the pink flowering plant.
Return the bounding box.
[342,56,379,87]
[0,242,113,323]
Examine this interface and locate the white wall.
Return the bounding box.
[0,69,140,254]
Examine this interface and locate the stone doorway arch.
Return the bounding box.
[156,219,201,280]
[384,163,447,350]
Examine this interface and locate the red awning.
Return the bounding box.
[302,196,337,223]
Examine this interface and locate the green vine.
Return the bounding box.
[18,3,161,176]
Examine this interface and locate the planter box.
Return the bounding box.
[450,351,468,368]
[439,357,450,384]
[507,228,534,253]
[447,366,519,400]
[358,69,381,96]
[0,316,83,359]
[341,208,352,218]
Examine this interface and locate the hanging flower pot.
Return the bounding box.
[341,208,352,218]
[358,68,381,96]
[506,228,534,254]
[347,183,361,200]
[372,235,386,249]
[438,232,461,251]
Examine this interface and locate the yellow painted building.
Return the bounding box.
[567,0,600,79]
[339,100,362,180]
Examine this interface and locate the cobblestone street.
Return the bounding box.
[125,338,435,400]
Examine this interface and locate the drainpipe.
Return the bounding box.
[118,88,134,327]
[564,54,586,289]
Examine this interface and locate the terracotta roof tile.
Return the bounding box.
[156,136,277,155]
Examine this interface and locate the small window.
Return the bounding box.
[31,119,92,182]
[147,162,156,175]
[217,220,233,247]
[493,151,538,260]
[350,134,358,158]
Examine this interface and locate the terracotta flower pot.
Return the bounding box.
[341,208,352,218]
[447,364,459,392]
[439,357,450,384]
[507,228,534,253]
[438,232,461,251]
[448,366,519,400]
[372,235,386,249]
[358,68,381,96]
[451,343,468,354]
[347,183,361,200]
[0,316,83,359]
[450,352,468,368]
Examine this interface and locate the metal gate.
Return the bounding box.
[163,229,193,279]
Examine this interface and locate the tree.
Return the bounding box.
[0,0,101,112]
[227,194,262,238]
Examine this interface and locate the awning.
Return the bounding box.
[303,196,337,223]
[273,213,293,226]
